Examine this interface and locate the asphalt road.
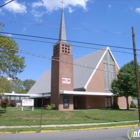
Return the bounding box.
[0,127,140,140]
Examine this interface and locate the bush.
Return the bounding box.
[51,104,56,109]
[46,105,52,110]
[1,98,9,111]
[112,101,119,109]
[10,101,16,107]
[130,100,136,108]
[45,104,56,110]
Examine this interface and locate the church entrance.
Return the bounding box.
[105,97,112,108]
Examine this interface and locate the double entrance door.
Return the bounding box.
[105,97,112,108]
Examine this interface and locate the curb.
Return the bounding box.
[0,124,139,134]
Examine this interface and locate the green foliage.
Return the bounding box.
[0,77,12,94]
[46,104,56,110]
[111,61,140,110]
[9,78,36,93]
[0,24,25,79]
[46,105,52,110]
[11,78,25,93]
[0,93,3,99]
[130,100,136,108]
[1,98,9,112]
[23,79,36,92]
[112,101,119,109]
[51,104,56,109]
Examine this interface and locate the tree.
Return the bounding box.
[0,24,25,79]
[11,78,25,93]
[1,98,9,112]
[111,61,140,110]
[0,77,12,94]
[23,79,36,92]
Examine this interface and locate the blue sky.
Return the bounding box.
[0,0,140,81]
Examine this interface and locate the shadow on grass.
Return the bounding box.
[0,109,5,115]
[100,108,137,111]
[85,115,101,121]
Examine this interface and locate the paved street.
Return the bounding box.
[1,127,140,140]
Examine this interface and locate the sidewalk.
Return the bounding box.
[0,120,139,129]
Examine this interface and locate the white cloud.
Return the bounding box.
[4,0,27,14]
[135,7,140,14]
[31,9,45,18]
[31,0,90,13]
[3,33,12,37]
[7,34,12,37]
[32,1,43,8]
[68,7,74,13]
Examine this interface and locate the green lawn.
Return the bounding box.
[0,107,138,126]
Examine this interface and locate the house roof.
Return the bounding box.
[28,47,119,95]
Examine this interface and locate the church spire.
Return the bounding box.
[59,0,67,43]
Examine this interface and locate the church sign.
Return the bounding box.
[22,99,34,107]
[62,78,71,84]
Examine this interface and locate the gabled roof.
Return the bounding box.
[73,48,106,89]
[28,70,51,94]
[28,47,119,94]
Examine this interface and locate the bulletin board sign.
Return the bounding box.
[63,96,69,108]
[22,99,34,107]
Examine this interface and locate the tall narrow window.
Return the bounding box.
[104,51,115,90]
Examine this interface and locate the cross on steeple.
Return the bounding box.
[60,0,65,9]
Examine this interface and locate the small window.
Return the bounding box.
[11,96,15,100]
[15,96,20,101]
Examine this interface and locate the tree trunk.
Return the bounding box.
[126,96,129,110]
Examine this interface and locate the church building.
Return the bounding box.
[27,4,131,110]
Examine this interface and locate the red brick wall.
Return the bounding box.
[86,96,105,109]
[117,96,131,109]
[86,60,105,92]
[51,42,74,110]
[59,54,73,91]
[59,95,74,111]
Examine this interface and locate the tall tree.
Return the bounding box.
[0,77,12,94]
[111,61,140,110]
[0,23,25,79]
[11,78,25,93]
[23,79,36,92]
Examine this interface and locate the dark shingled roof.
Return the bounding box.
[28,48,107,94]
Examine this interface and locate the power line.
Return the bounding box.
[0,0,14,8]
[9,36,139,56]
[18,49,140,78]
[1,31,139,51]
[0,44,137,77]
[0,19,135,36]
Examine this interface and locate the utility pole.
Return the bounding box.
[132,26,140,123]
